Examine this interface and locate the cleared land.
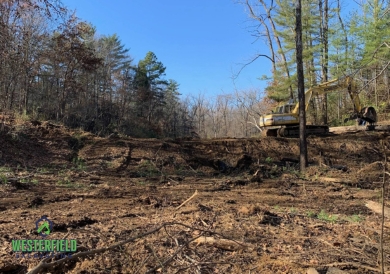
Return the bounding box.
[0,121,390,273]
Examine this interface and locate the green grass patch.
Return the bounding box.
[265,157,273,164]
[0,166,12,173]
[0,174,8,184]
[345,214,364,223]
[307,210,316,218]
[289,207,298,214]
[317,209,338,223]
[57,180,80,188]
[72,156,86,171]
[136,159,161,177]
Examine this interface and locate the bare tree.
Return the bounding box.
[234,88,273,133]
[243,0,293,99]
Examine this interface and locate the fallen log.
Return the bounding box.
[193,236,249,251]
[314,177,353,184]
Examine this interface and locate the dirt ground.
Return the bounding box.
[1,121,390,273]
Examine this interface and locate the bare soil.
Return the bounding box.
[1,121,390,273]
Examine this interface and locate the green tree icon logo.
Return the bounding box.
[36,216,53,237]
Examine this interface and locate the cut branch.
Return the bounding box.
[176,189,198,210]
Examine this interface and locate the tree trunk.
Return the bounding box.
[296,0,308,172]
[320,0,329,125]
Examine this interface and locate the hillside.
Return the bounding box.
[0,120,389,273]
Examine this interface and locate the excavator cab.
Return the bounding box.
[274,103,296,114]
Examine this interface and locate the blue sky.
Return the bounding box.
[61,0,269,98]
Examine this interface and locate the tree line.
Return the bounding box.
[2,0,389,139]
[0,1,189,137]
[0,0,274,138]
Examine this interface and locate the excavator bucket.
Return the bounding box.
[361,106,377,125]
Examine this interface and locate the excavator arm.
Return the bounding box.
[291,76,361,114]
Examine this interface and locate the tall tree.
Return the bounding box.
[296,0,308,172]
[319,0,329,124]
[274,0,321,86]
[42,16,102,120]
[133,51,168,135]
[354,0,390,109]
[162,79,181,137]
[97,34,130,101]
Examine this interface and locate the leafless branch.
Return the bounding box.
[145,234,203,274]
[247,117,262,131]
[232,53,274,80]
[360,60,390,91]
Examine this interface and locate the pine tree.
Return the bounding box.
[266,0,320,93]
[353,1,390,109]
[133,51,168,134]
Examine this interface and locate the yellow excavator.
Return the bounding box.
[259,76,377,137]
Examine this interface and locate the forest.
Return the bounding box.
[1,0,390,138]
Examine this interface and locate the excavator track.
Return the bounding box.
[263,125,329,138]
[262,124,390,138]
[279,125,329,138]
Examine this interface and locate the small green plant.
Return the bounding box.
[287,168,302,178]
[0,174,7,184]
[137,159,160,177]
[31,179,39,185]
[57,173,84,188]
[72,157,86,171]
[346,214,363,223]
[273,205,281,211]
[265,157,273,164]
[20,178,29,183]
[57,177,72,187]
[0,166,12,173]
[15,112,30,122]
[317,209,338,223]
[307,210,316,218]
[36,167,49,174]
[289,207,298,214]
